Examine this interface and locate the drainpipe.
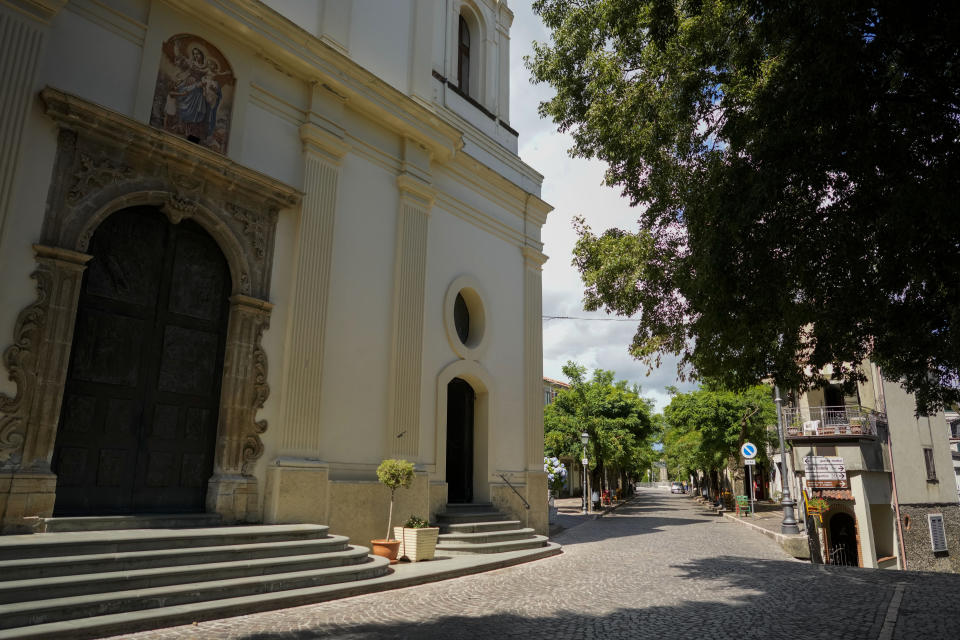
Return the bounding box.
[887,422,907,570]
[875,369,907,570]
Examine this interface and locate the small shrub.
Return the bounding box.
[403,515,430,528]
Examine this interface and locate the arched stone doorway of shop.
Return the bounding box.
[828,511,860,566]
[51,207,231,515]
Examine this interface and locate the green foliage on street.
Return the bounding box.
[527,0,960,414]
[544,362,657,488]
[661,384,775,483]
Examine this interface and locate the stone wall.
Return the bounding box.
[898,503,960,573]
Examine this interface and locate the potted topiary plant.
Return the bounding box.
[393,515,440,562]
[371,458,415,563]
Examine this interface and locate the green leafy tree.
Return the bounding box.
[544,362,656,493]
[662,384,775,495]
[528,0,960,414]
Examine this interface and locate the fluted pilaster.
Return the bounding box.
[522,246,548,470]
[0,8,46,245]
[387,175,435,458]
[276,124,346,456]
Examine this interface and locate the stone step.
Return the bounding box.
[0,547,570,640]
[443,502,495,511]
[434,511,508,524]
[0,536,350,581]
[437,528,536,545]
[0,553,390,630]
[436,535,549,555]
[0,545,371,604]
[38,513,222,533]
[441,520,522,534]
[0,524,328,561]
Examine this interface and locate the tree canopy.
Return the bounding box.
[544,362,656,482]
[661,383,775,482]
[527,0,960,413]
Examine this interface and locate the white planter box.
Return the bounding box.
[393,526,439,562]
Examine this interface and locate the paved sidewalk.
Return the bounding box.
[686,494,811,559]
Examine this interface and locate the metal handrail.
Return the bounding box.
[498,473,531,510]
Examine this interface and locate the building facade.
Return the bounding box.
[785,363,960,571]
[0,0,552,546]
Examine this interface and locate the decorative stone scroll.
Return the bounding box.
[0,246,90,472]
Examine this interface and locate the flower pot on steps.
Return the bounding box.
[393,526,439,562]
[370,539,401,563]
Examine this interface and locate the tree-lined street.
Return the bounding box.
[122,489,960,639]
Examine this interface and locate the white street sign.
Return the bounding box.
[740,442,758,459]
[582,458,588,466]
[744,459,756,466]
[803,455,847,488]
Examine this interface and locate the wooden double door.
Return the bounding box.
[52,207,230,515]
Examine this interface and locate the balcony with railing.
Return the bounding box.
[783,405,887,440]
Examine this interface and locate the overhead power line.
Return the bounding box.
[542,315,636,322]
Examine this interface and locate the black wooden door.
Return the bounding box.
[52,207,230,515]
[446,377,475,503]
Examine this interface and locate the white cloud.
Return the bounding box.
[509,1,695,412]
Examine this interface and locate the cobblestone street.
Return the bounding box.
[121,489,960,639]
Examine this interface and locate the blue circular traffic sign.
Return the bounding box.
[740,442,758,459]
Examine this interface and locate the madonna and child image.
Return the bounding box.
[149,34,236,153]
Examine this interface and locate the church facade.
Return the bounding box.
[0,0,551,546]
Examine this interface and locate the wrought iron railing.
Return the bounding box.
[498,473,531,510]
[782,405,886,438]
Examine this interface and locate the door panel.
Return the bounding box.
[52,207,229,515]
[446,377,475,504]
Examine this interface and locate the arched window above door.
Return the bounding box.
[458,15,471,96]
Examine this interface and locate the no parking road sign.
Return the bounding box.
[740,442,758,459]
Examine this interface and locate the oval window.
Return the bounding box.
[454,292,470,344]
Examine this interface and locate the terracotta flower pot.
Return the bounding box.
[370,539,401,564]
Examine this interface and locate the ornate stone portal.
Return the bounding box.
[0,88,300,532]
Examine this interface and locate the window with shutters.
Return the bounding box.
[929,513,948,552]
[458,15,471,96]
[923,447,937,481]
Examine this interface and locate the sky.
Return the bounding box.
[507,2,696,412]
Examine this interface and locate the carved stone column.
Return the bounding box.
[0,245,90,532]
[276,123,347,457]
[387,174,435,458]
[206,294,272,523]
[522,246,548,471]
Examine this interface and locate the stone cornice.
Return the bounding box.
[521,245,549,269]
[525,194,553,228]
[41,87,301,211]
[0,0,66,23]
[300,122,350,164]
[397,174,436,210]
[161,0,463,162]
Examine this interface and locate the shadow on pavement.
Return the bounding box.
[233,555,960,640]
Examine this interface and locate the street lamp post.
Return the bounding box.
[775,386,800,534]
[581,431,590,515]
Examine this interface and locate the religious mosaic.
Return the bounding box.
[150,34,235,153]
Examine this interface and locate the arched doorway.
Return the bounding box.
[51,206,230,515]
[828,512,859,566]
[446,377,476,503]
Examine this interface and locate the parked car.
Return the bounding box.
[671,482,684,494]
